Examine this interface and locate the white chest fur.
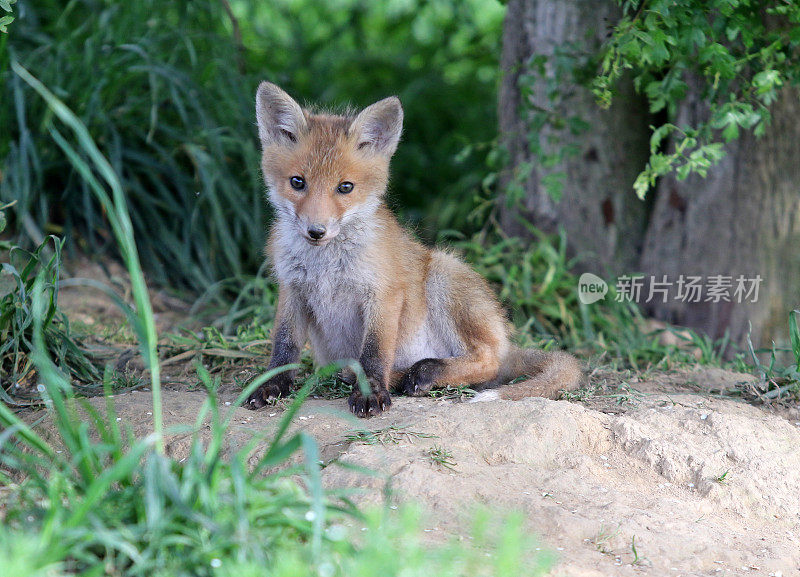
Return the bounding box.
[272,220,376,365]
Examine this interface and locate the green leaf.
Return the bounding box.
[633,171,651,200]
[541,173,565,203]
[649,124,674,154]
[722,122,739,142]
[0,15,13,32]
[690,27,706,47]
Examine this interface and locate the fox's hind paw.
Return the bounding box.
[348,388,392,418]
[399,358,445,396]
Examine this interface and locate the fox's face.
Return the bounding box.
[255,83,403,246]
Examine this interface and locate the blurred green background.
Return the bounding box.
[0,0,505,291]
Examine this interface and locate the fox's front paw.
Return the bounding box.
[400,358,445,396]
[348,388,392,418]
[245,378,290,409]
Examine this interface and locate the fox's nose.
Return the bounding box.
[307,224,327,240]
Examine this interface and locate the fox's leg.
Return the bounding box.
[399,251,508,396]
[348,291,403,417]
[246,286,307,409]
[399,342,502,396]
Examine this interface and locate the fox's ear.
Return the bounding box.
[255,82,307,147]
[349,96,403,156]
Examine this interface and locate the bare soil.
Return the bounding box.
[53,367,795,577]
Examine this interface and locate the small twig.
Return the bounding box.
[160,350,198,366]
[760,381,798,400]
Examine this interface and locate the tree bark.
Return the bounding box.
[500,0,800,346]
[639,87,800,345]
[498,0,651,272]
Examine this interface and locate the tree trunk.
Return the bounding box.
[500,0,800,346]
[498,0,651,272]
[639,87,800,345]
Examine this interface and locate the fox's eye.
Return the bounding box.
[289,176,305,190]
[337,181,354,194]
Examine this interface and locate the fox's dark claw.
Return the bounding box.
[348,388,392,418]
[245,378,290,409]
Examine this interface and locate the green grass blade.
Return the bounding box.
[13,61,164,453]
[0,401,54,459]
[300,431,324,562]
[790,310,800,372]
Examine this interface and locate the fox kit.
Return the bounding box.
[246,82,581,417]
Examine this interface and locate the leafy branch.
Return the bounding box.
[595,0,800,197]
[0,0,15,33]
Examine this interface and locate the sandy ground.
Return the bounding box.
[72,368,800,577]
[19,259,799,576]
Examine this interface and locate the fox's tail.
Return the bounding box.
[473,346,582,402]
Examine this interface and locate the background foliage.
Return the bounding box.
[0,0,503,291]
[596,0,800,197]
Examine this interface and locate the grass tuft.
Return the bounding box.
[426,445,458,471]
[345,425,437,447]
[0,235,100,403]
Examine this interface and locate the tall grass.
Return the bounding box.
[13,60,165,450]
[1,0,504,294]
[2,0,264,291]
[0,234,100,403]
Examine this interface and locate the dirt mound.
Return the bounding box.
[82,368,799,576]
